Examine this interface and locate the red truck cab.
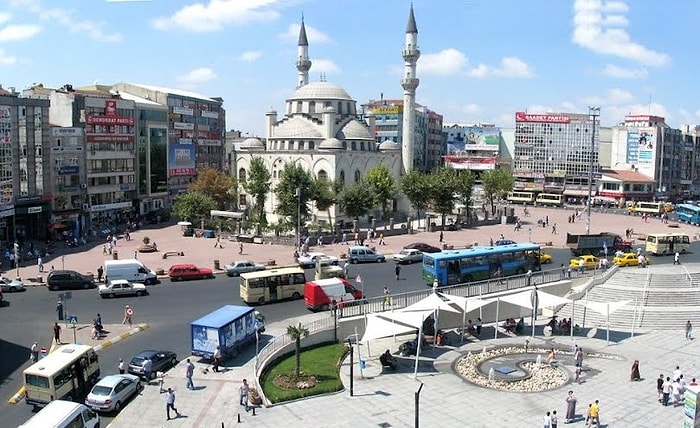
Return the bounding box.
[304,278,363,311]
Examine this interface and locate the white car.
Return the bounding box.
[298,252,339,269]
[392,249,424,264]
[98,279,148,298]
[0,277,25,292]
[85,373,141,413]
[224,260,266,277]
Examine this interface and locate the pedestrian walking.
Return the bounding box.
[103,244,107,255]
[550,410,558,428]
[122,305,134,326]
[185,359,195,390]
[565,390,577,423]
[551,223,557,234]
[165,388,180,420]
[378,233,385,245]
[394,264,401,281]
[142,357,153,381]
[475,317,482,337]
[212,346,221,373]
[53,322,61,344]
[560,264,566,280]
[238,242,244,255]
[674,251,681,265]
[56,299,64,321]
[30,341,39,362]
[343,261,349,278]
[686,320,693,340]
[338,297,345,317]
[382,286,391,310]
[341,232,347,245]
[133,250,138,259]
[662,376,672,406]
[589,400,600,426]
[239,379,250,412]
[37,256,43,273]
[542,410,551,428]
[439,230,444,243]
[432,277,439,291]
[97,266,104,283]
[526,269,533,286]
[214,235,223,248]
[118,358,125,374]
[657,374,665,402]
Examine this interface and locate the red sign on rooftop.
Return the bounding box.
[515,112,570,124]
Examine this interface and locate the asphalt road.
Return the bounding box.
[0,244,684,427]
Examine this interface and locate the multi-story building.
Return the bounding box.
[512,111,599,199]
[49,126,87,235]
[682,125,700,198]
[443,123,502,173]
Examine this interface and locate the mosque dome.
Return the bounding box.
[240,137,264,149]
[273,117,323,139]
[378,139,401,151]
[288,81,353,101]
[318,137,345,150]
[336,119,373,140]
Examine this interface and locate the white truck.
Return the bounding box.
[104,259,158,285]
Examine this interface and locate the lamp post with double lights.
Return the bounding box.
[586,106,600,235]
[295,186,301,250]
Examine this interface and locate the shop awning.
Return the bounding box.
[563,189,594,197]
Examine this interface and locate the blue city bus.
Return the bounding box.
[675,203,700,225]
[422,243,542,286]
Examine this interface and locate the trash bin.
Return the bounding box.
[214,259,220,270]
[359,359,366,370]
[113,251,118,260]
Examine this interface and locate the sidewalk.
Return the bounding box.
[11,207,689,285]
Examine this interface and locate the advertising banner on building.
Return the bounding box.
[515,112,571,124]
[625,127,656,165]
[447,126,501,153]
[444,156,496,170]
[168,142,196,176]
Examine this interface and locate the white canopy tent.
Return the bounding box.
[360,313,419,343]
[497,288,572,338]
[581,300,633,344]
[439,293,495,341]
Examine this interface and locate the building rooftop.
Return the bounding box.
[602,169,654,182]
[126,83,221,103]
[117,91,161,106]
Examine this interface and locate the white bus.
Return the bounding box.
[535,193,564,207]
[627,201,673,216]
[645,232,691,256]
[240,267,307,305]
[507,191,535,204]
[24,345,100,407]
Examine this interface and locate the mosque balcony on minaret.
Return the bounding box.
[296,57,312,71]
[401,77,420,91]
[402,46,421,62]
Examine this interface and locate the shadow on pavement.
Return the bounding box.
[0,339,29,389]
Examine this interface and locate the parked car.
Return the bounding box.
[393,249,424,264]
[98,279,148,298]
[46,270,95,291]
[224,260,266,277]
[403,242,442,253]
[297,252,340,269]
[127,350,177,380]
[0,277,25,292]
[347,246,386,264]
[168,264,215,281]
[85,374,141,413]
[495,239,517,246]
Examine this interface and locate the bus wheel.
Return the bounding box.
[464,275,473,282]
[661,250,667,256]
[681,249,687,254]
[291,292,301,300]
[257,297,266,305]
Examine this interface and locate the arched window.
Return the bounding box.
[296,101,302,113]
[309,101,316,114]
[339,170,345,187]
[337,101,343,115]
[238,168,247,183]
[317,170,328,182]
[354,170,361,183]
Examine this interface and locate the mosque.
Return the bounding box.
[235,6,421,227]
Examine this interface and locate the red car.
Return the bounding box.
[168,264,215,281]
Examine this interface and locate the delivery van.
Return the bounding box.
[19,400,99,428]
[104,259,158,285]
[347,246,386,264]
[304,278,363,311]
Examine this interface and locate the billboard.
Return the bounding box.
[168,142,196,176]
[515,112,571,123]
[447,126,501,153]
[444,156,497,170]
[625,127,656,165]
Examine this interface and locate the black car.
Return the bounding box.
[127,350,178,380]
[404,242,442,253]
[46,270,96,291]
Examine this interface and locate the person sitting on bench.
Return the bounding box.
[380,349,397,370]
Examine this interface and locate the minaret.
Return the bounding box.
[296,16,312,88]
[401,4,420,173]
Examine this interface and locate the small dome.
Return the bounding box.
[318,137,345,150]
[323,106,336,113]
[336,119,373,140]
[378,139,400,151]
[240,137,264,149]
[289,81,353,101]
[273,117,322,139]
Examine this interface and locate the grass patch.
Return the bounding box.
[261,342,347,403]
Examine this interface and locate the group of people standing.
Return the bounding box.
[658,365,697,407]
[543,393,599,427]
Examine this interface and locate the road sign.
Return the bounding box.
[356,275,362,283]
[68,315,78,324]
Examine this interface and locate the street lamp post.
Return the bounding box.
[586,106,600,235]
[295,186,301,249]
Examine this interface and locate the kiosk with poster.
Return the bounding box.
[684,384,700,427]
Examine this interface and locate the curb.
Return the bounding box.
[6,324,149,405]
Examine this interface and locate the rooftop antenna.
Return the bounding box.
[320,72,326,82]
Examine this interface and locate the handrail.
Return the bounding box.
[638,269,652,327]
[682,265,693,287]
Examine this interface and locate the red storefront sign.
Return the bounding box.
[515,112,571,124]
[104,100,117,117]
[86,115,134,126]
[86,135,134,143]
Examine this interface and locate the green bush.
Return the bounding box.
[260,342,347,403]
[142,236,150,245]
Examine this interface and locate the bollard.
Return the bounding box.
[237,413,241,423]
[252,407,256,416]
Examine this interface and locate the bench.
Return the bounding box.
[162,251,185,259]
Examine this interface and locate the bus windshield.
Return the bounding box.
[240,267,306,305]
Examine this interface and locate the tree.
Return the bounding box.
[243,157,272,236]
[312,178,339,228]
[429,167,459,228]
[286,322,309,377]
[364,165,396,219]
[400,170,432,228]
[172,191,217,225]
[188,168,236,210]
[340,181,375,220]
[454,170,476,223]
[274,162,314,239]
[481,169,515,214]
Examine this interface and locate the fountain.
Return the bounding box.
[488,367,495,381]
[535,354,542,366]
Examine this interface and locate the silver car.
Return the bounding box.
[392,249,424,264]
[0,277,25,292]
[98,279,148,298]
[224,260,266,277]
[85,374,141,413]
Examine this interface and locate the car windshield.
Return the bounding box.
[130,357,145,365]
[91,385,114,396]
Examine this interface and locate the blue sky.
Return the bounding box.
[0,0,698,136]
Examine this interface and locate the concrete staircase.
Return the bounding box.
[556,264,700,330]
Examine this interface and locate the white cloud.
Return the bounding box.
[177,67,218,84]
[461,104,481,115]
[466,57,534,78]
[239,50,262,62]
[604,102,670,124]
[153,0,281,32]
[278,23,333,44]
[0,24,41,42]
[601,64,648,79]
[606,88,635,104]
[310,59,340,74]
[0,48,17,65]
[419,48,466,76]
[572,0,669,67]
[0,12,11,25]
[11,0,122,42]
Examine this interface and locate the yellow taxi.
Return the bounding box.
[613,252,649,267]
[569,255,600,270]
[540,253,553,264]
